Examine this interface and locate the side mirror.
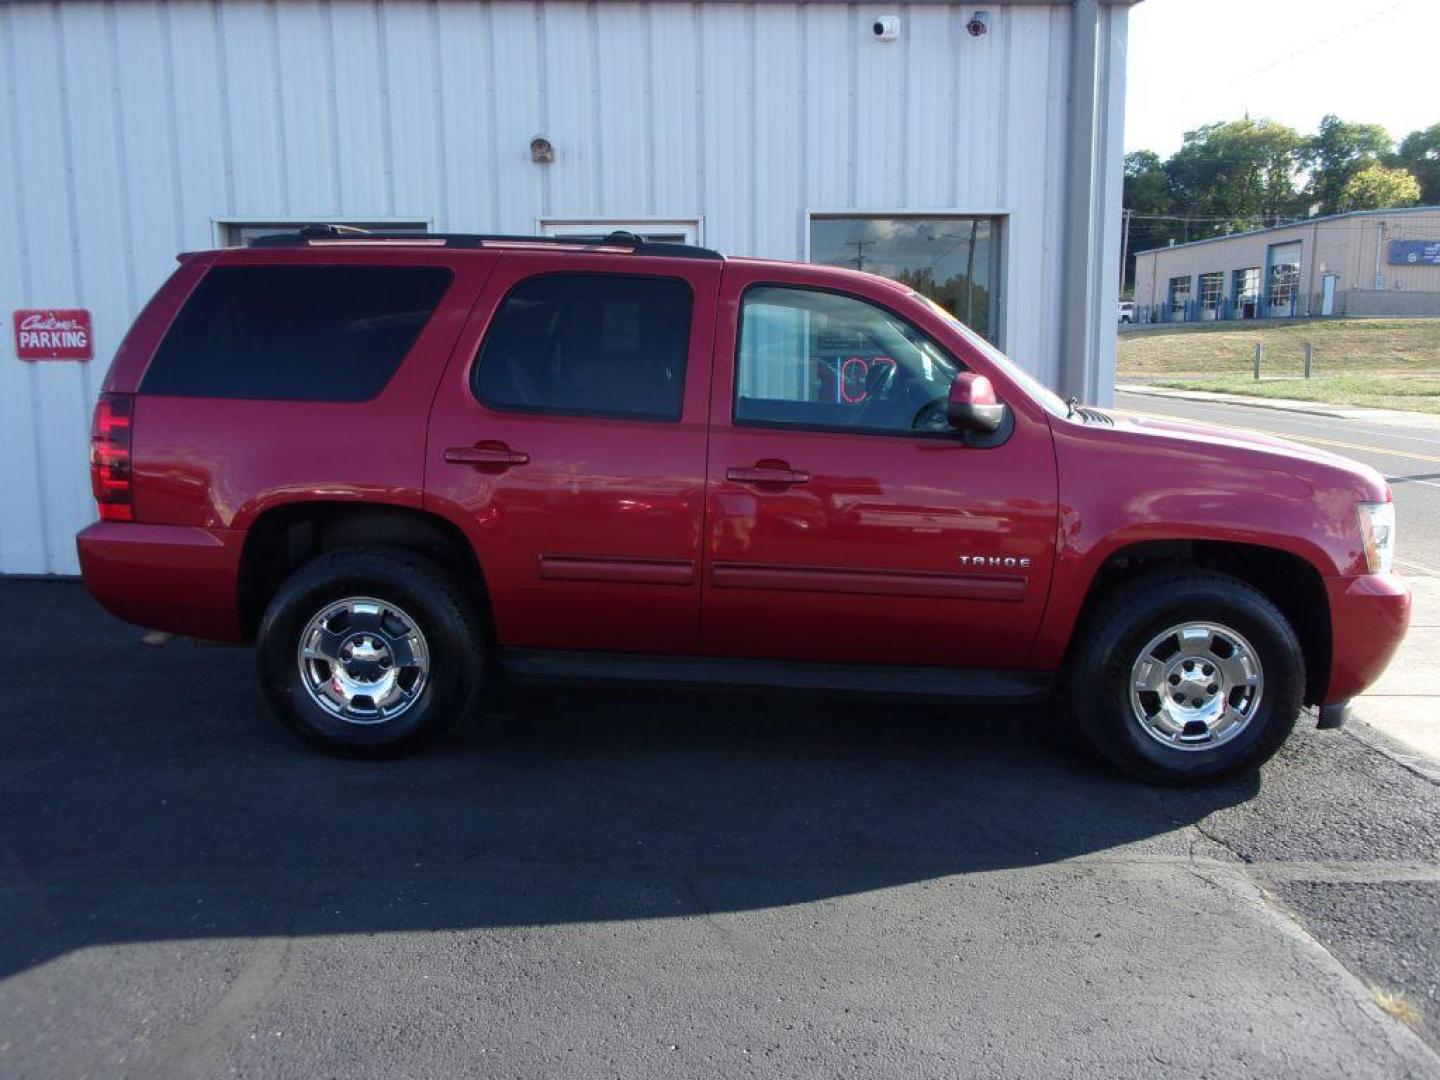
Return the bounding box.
[947,373,1006,434]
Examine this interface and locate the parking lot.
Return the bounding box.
[2,579,1437,1078]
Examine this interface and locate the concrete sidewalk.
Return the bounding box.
[1353,575,1440,772]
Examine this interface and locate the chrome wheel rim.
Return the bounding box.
[296,597,429,725]
[1128,621,1263,752]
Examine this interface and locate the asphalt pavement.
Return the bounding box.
[2,580,1438,1078]
[1114,390,1440,576]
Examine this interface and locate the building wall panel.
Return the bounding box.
[1,0,1119,575]
[6,2,92,574]
[0,5,49,573]
[647,3,701,217]
[329,2,392,216]
[275,1,341,215]
[166,1,233,247]
[486,2,545,231]
[435,1,493,230]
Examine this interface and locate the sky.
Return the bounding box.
[1124,0,1440,158]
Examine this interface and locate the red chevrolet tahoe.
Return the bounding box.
[77,228,1410,782]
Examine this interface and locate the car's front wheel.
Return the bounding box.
[257,548,486,757]
[1068,570,1305,783]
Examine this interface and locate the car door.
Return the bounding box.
[425,251,721,653]
[701,262,1058,669]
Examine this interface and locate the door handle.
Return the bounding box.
[725,462,811,487]
[444,443,530,468]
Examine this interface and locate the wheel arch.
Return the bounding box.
[1062,538,1332,706]
[237,501,490,642]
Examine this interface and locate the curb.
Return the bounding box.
[1343,721,1440,786]
[1114,385,1440,432]
[1114,384,1356,419]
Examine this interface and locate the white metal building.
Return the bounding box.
[1,0,1132,575]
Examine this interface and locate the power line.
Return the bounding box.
[1238,0,1413,82]
[1125,213,1302,223]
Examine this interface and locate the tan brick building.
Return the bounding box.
[1133,206,1440,323]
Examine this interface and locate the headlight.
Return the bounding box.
[1357,502,1396,574]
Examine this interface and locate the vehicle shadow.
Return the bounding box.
[0,582,1258,979]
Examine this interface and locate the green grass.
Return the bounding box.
[1118,317,1440,413]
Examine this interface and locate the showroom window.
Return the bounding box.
[809,216,1000,343]
[215,220,429,247]
[735,285,962,435]
[473,274,692,421]
[539,218,701,245]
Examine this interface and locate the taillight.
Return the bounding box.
[90,392,135,522]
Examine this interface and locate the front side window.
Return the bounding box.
[473,274,692,421]
[915,292,1067,419]
[142,265,452,401]
[735,286,962,434]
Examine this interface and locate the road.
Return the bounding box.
[1,581,1438,1079]
[1115,391,1440,576]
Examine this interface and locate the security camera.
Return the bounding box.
[872,15,900,40]
[966,11,990,37]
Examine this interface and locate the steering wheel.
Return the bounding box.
[852,361,899,427]
[912,396,951,432]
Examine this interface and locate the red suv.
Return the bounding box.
[77,228,1409,782]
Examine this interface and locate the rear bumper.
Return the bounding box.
[76,521,246,642]
[1323,572,1411,703]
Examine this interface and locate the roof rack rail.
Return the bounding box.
[248,224,723,260]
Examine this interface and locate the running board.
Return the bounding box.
[499,649,1054,702]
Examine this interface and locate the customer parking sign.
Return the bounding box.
[12,309,93,361]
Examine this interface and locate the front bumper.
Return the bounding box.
[76,521,246,642]
[1323,572,1411,703]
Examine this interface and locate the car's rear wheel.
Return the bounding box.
[257,548,485,756]
[1068,569,1304,783]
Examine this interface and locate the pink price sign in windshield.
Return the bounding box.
[13,309,93,361]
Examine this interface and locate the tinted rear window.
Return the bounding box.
[142,265,452,401]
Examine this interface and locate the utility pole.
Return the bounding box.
[962,218,979,324]
[1118,208,1133,296]
[846,238,875,271]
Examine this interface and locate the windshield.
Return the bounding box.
[912,293,1070,418]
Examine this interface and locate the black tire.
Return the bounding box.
[1067,569,1304,784]
[256,547,486,757]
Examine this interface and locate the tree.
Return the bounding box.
[1393,122,1440,205]
[1338,163,1421,211]
[1303,114,1393,215]
[1121,151,1179,291]
[1124,150,1170,214]
[1165,119,1305,234]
